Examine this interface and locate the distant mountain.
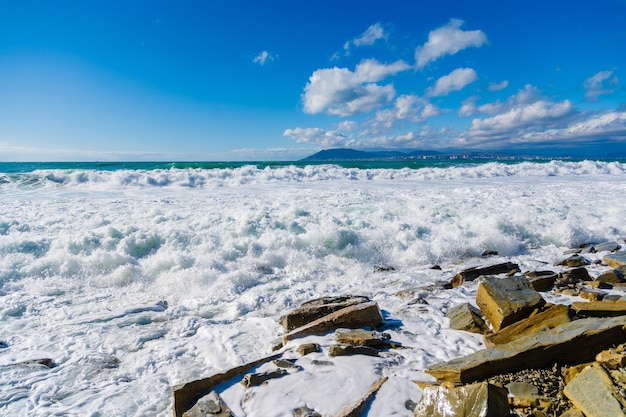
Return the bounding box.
[302,148,440,161]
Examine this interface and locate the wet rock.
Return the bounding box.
[563,364,626,417]
[595,269,625,284]
[557,255,590,268]
[571,300,626,318]
[273,359,302,371]
[329,345,379,357]
[373,265,395,273]
[335,329,391,348]
[336,377,387,417]
[426,316,626,384]
[484,303,573,347]
[450,262,520,288]
[482,250,498,257]
[293,406,322,417]
[182,391,232,417]
[604,253,626,268]
[6,358,56,368]
[296,343,320,356]
[590,280,614,289]
[559,408,585,417]
[282,301,383,345]
[476,275,545,332]
[413,381,510,417]
[524,271,559,292]
[564,267,592,282]
[0,340,7,348]
[240,369,288,388]
[594,241,621,253]
[172,353,281,417]
[446,302,489,334]
[579,289,608,301]
[279,295,371,332]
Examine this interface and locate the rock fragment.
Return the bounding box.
[476,275,545,332]
[240,369,288,388]
[450,262,519,288]
[182,391,232,417]
[446,302,488,334]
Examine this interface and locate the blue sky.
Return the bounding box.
[1,0,625,161]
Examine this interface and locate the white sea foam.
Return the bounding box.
[1,161,625,416]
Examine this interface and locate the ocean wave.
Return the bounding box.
[0,160,624,190]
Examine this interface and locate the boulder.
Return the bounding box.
[524,271,559,292]
[476,275,545,332]
[594,241,621,253]
[595,269,625,284]
[413,381,510,417]
[564,267,592,282]
[282,301,383,345]
[604,253,626,268]
[335,329,391,348]
[296,343,320,356]
[571,300,626,318]
[182,391,232,417]
[557,255,590,267]
[579,289,608,302]
[426,316,626,384]
[450,262,519,288]
[329,345,379,357]
[279,295,371,331]
[563,364,626,417]
[484,304,573,346]
[446,303,489,334]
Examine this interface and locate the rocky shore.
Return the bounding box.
[173,242,626,417]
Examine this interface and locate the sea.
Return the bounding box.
[1,158,626,416]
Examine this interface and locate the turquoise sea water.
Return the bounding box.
[0,157,618,173]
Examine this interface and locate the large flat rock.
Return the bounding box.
[426,316,626,384]
[476,275,545,332]
[564,365,626,417]
[571,300,626,318]
[605,253,626,268]
[484,303,573,346]
[279,295,371,331]
[282,301,383,344]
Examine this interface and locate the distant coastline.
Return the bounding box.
[300,148,569,162]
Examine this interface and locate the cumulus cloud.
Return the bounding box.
[458,96,478,117]
[426,67,477,97]
[584,70,619,101]
[415,19,487,68]
[282,127,353,148]
[517,111,626,144]
[487,80,509,91]
[371,95,440,133]
[456,92,576,148]
[302,59,411,116]
[253,51,277,65]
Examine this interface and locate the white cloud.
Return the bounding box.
[367,95,440,135]
[487,80,509,91]
[302,59,410,116]
[458,96,478,117]
[518,111,626,144]
[415,19,487,68]
[253,51,277,65]
[426,67,477,97]
[282,127,353,148]
[336,23,388,59]
[352,23,387,47]
[584,70,619,101]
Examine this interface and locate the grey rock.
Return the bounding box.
[328,344,379,357]
[182,391,232,417]
[279,295,371,332]
[446,302,488,334]
[604,253,626,268]
[240,369,288,388]
[450,262,520,288]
